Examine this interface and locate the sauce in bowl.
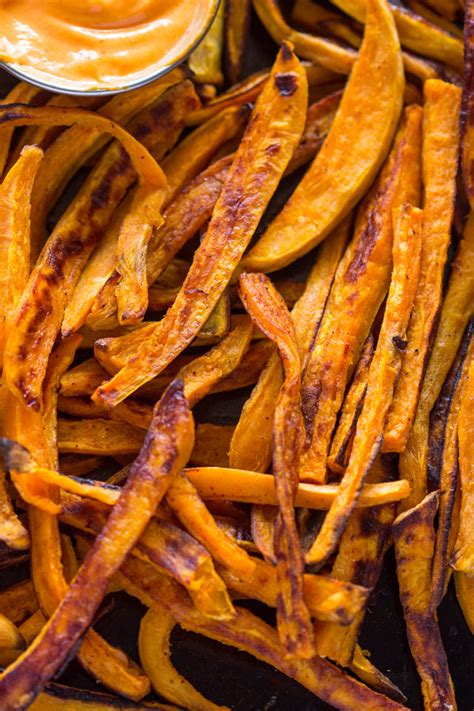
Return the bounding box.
[0,0,218,92]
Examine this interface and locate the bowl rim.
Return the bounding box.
[0,0,221,96]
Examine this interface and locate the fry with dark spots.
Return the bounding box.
[119,558,409,711]
[398,215,474,512]
[57,418,146,456]
[300,107,422,485]
[239,272,314,659]
[230,219,349,474]
[0,83,46,178]
[0,380,193,711]
[393,492,456,711]
[92,43,308,408]
[305,204,422,566]
[243,0,404,273]
[383,79,461,456]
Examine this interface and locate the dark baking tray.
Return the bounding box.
[0,6,473,710]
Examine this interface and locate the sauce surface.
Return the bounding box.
[0,0,216,91]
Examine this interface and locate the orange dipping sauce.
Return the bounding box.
[0,0,217,92]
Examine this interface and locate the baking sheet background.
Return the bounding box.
[0,8,473,710]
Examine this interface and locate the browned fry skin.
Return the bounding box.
[0,83,46,178]
[224,0,251,84]
[239,272,314,660]
[230,219,349,474]
[314,457,396,666]
[393,492,457,711]
[328,334,375,475]
[0,380,194,711]
[92,43,308,407]
[430,330,474,606]
[452,359,474,574]
[119,558,409,711]
[30,683,180,711]
[306,203,422,566]
[383,79,461,456]
[463,0,474,212]
[300,107,422,485]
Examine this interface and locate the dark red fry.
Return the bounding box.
[239,272,314,660]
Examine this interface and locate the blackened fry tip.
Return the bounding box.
[274,73,297,97]
[392,335,408,351]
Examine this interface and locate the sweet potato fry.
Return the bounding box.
[239,272,314,658]
[93,43,308,407]
[139,607,228,711]
[244,0,404,273]
[119,558,409,711]
[398,215,474,510]
[328,334,375,474]
[350,647,406,703]
[197,290,231,342]
[18,611,45,647]
[30,684,178,711]
[383,79,461,454]
[166,471,256,579]
[0,614,25,667]
[212,340,274,394]
[252,0,356,73]
[29,71,190,249]
[393,492,456,711]
[0,83,46,178]
[230,220,349,473]
[190,424,234,467]
[300,108,422,485]
[0,582,38,625]
[225,0,251,84]
[305,204,422,566]
[59,455,106,478]
[58,419,145,456]
[314,457,396,665]
[0,380,193,710]
[188,0,225,85]
[452,359,474,574]
[454,571,474,633]
[219,557,369,624]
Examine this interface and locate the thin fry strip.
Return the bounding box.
[93,44,307,407]
[306,204,422,566]
[224,0,251,84]
[300,107,422,484]
[328,334,375,474]
[0,381,193,711]
[119,558,409,711]
[393,493,456,711]
[398,215,474,511]
[452,360,474,573]
[239,272,314,659]
[139,607,227,711]
[430,333,474,605]
[244,0,404,273]
[230,220,349,474]
[0,83,45,177]
[383,79,461,454]
[57,418,145,456]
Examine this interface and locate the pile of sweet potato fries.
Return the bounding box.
[0,0,472,708]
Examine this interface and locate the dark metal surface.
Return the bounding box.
[0,8,473,710]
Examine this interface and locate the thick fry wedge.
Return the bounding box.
[314,457,396,665]
[393,493,456,711]
[0,381,193,710]
[328,335,375,474]
[229,219,349,473]
[239,273,314,659]
[383,79,461,454]
[463,0,474,211]
[300,108,422,485]
[398,214,474,510]
[139,607,228,711]
[452,359,474,574]
[225,0,251,84]
[93,43,308,407]
[305,204,422,566]
[119,558,409,711]
[58,419,145,456]
[243,0,404,272]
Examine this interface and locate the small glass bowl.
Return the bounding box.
[0,0,220,96]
